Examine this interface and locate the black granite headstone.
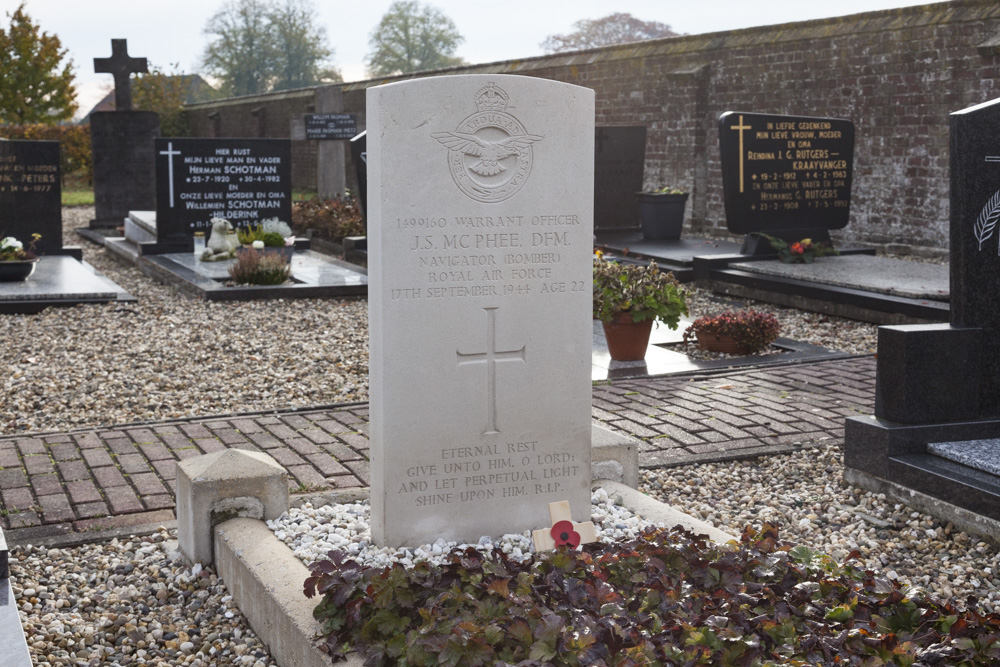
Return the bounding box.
[305,113,358,140]
[349,131,367,220]
[0,140,63,255]
[594,126,646,231]
[718,111,855,250]
[90,111,160,228]
[155,138,292,245]
[949,98,1000,416]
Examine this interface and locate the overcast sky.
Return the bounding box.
[2,0,930,118]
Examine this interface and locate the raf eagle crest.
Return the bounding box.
[430,82,544,203]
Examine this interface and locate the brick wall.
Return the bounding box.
[184,0,1000,254]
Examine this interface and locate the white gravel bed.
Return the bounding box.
[642,442,1000,614]
[268,487,654,569]
[11,527,276,666]
[2,208,368,435]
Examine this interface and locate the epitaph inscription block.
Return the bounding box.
[718,111,855,234]
[368,75,595,547]
[154,138,292,245]
[0,140,62,254]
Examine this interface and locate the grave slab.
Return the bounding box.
[927,439,1000,476]
[729,255,949,301]
[0,256,136,314]
[369,75,594,547]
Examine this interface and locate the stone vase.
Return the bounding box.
[602,312,653,361]
[0,259,38,282]
[695,331,750,355]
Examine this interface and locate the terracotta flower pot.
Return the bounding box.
[695,332,750,355]
[602,312,653,361]
[0,259,38,282]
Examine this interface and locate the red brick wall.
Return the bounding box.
[185,0,1000,254]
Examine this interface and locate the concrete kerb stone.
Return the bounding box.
[176,449,289,565]
[591,423,640,488]
[213,483,733,667]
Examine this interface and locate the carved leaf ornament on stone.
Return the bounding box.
[974,189,1000,252]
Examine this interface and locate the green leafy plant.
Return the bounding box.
[304,523,1000,665]
[227,246,291,285]
[593,253,687,327]
[0,233,40,261]
[291,196,366,244]
[237,220,293,247]
[648,185,686,195]
[758,233,839,264]
[683,309,781,354]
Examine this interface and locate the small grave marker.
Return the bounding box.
[531,500,597,551]
[304,113,358,140]
[718,111,855,252]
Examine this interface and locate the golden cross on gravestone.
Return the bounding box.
[531,500,597,551]
[456,306,525,435]
[94,39,148,111]
[730,114,752,193]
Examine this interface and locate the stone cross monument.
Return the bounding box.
[93,39,148,111]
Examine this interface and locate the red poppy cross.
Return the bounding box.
[531,500,597,551]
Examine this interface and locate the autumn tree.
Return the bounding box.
[365,1,465,77]
[201,0,339,97]
[541,13,679,53]
[0,3,76,124]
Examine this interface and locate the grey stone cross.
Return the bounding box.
[94,39,148,111]
[457,307,526,435]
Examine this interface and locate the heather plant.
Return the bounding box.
[592,254,687,327]
[683,309,781,354]
[305,523,1000,665]
[227,247,290,285]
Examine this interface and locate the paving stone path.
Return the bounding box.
[0,357,875,544]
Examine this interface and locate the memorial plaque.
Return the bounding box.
[0,140,63,254]
[368,75,594,547]
[154,138,292,244]
[718,111,855,234]
[594,126,646,231]
[305,113,358,140]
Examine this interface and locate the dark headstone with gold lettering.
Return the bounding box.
[718,111,855,253]
[0,140,64,254]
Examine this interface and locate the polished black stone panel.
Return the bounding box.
[950,98,1000,417]
[0,140,63,254]
[887,453,1000,521]
[718,111,854,235]
[874,324,981,424]
[0,256,136,314]
[90,111,159,228]
[594,126,646,232]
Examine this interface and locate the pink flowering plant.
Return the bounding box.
[683,309,781,354]
[758,233,838,264]
[0,233,40,261]
[593,253,688,327]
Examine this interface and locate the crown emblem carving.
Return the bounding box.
[475,82,509,112]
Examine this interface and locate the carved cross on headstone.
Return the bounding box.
[457,306,525,435]
[94,39,148,111]
[531,501,597,551]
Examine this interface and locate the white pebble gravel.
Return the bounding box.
[268,487,656,569]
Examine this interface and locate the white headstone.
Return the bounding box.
[368,74,595,547]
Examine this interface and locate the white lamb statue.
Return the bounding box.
[200,218,239,261]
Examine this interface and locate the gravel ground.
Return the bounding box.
[12,528,276,667]
[642,443,1000,614]
[2,207,368,435]
[1,207,876,435]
